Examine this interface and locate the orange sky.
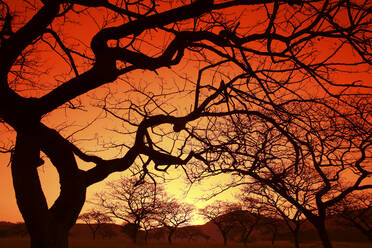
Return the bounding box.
[0,0,245,225]
[1,0,371,226]
[0,144,236,225]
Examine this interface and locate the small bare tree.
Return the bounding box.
[199,201,239,246]
[156,198,194,245]
[141,211,160,244]
[331,192,372,243]
[229,198,265,247]
[78,209,111,240]
[260,218,281,246]
[92,177,160,243]
[239,181,311,248]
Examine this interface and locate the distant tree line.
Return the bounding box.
[75,176,372,247]
[82,176,195,245]
[1,182,370,247]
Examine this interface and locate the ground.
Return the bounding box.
[0,238,371,248]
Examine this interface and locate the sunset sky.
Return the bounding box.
[0,0,370,228]
[0,0,236,225]
[0,1,237,225]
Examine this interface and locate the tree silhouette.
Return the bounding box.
[78,209,111,240]
[239,177,311,248]
[0,0,370,247]
[199,201,239,246]
[331,192,372,243]
[229,199,266,247]
[141,208,160,244]
[155,198,194,245]
[261,218,281,246]
[190,102,371,248]
[92,176,160,243]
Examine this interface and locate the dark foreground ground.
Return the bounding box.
[0,238,371,248]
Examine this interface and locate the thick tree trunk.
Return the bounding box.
[24,221,77,248]
[12,124,87,248]
[312,219,333,248]
[43,228,70,248]
[28,229,69,248]
[13,170,85,248]
[12,126,49,248]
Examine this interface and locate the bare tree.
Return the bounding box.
[92,176,160,243]
[331,192,372,243]
[199,201,239,246]
[141,211,160,244]
[156,198,194,245]
[189,95,371,248]
[229,198,266,247]
[265,204,305,248]
[261,218,281,246]
[190,103,372,247]
[0,0,370,247]
[78,209,111,240]
[0,0,216,246]
[239,175,313,248]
